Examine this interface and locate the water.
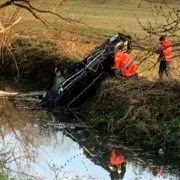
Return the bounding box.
[0,103,179,180]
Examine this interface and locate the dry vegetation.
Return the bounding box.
[0,0,180,170]
[82,76,180,164]
[132,50,180,81]
[0,97,53,179]
[1,0,180,70]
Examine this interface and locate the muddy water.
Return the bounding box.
[0,101,179,180]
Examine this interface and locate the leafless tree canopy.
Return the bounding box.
[0,0,85,25]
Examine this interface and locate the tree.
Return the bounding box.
[132,1,180,80]
[0,0,81,79]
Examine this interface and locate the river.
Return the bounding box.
[0,80,179,180]
[0,107,179,179]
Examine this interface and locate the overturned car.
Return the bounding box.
[40,33,132,108]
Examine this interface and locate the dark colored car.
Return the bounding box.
[40,32,132,108]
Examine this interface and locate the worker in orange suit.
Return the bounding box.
[110,149,126,165]
[111,41,137,77]
[156,36,172,79]
[153,166,164,176]
[109,149,126,179]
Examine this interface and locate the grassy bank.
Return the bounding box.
[2,0,178,79]
[82,77,180,165]
[10,0,179,40]
[1,0,180,169]
[0,36,75,85]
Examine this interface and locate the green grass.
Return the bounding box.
[5,0,179,38]
[0,174,8,180]
[42,0,179,36]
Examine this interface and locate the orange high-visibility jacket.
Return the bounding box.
[161,39,172,62]
[112,52,136,77]
[110,150,126,165]
[156,167,163,175]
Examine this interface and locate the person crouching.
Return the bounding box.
[111,41,137,78]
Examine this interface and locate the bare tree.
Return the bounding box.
[0,0,83,80]
[130,1,180,80]
[0,0,89,28]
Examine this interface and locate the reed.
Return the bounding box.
[0,7,21,77]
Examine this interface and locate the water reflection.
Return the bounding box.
[1,130,110,179]
[109,148,126,179]
[0,108,179,180]
[49,112,180,180]
[152,166,163,176]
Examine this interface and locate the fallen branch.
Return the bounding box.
[0,91,19,97]
[16,91,46,98]
[0,16,21,33]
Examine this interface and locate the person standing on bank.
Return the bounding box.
[111,41,137,77]
[157,36,172,79]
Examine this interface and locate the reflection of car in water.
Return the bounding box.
[109,148,126,180]
[40,32,132,108]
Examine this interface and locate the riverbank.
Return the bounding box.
[81,76,180,165]
[0,100,179,180]
[1,35,180,167]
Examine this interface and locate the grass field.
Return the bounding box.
[1,0,180,80]
[10,0,179,37]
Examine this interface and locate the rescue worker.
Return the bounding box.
[109,148,126,179]
[152,166,163,176]
[156,36,172,79]
[111,41,137,77]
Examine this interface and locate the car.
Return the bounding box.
[40,32,132,108]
